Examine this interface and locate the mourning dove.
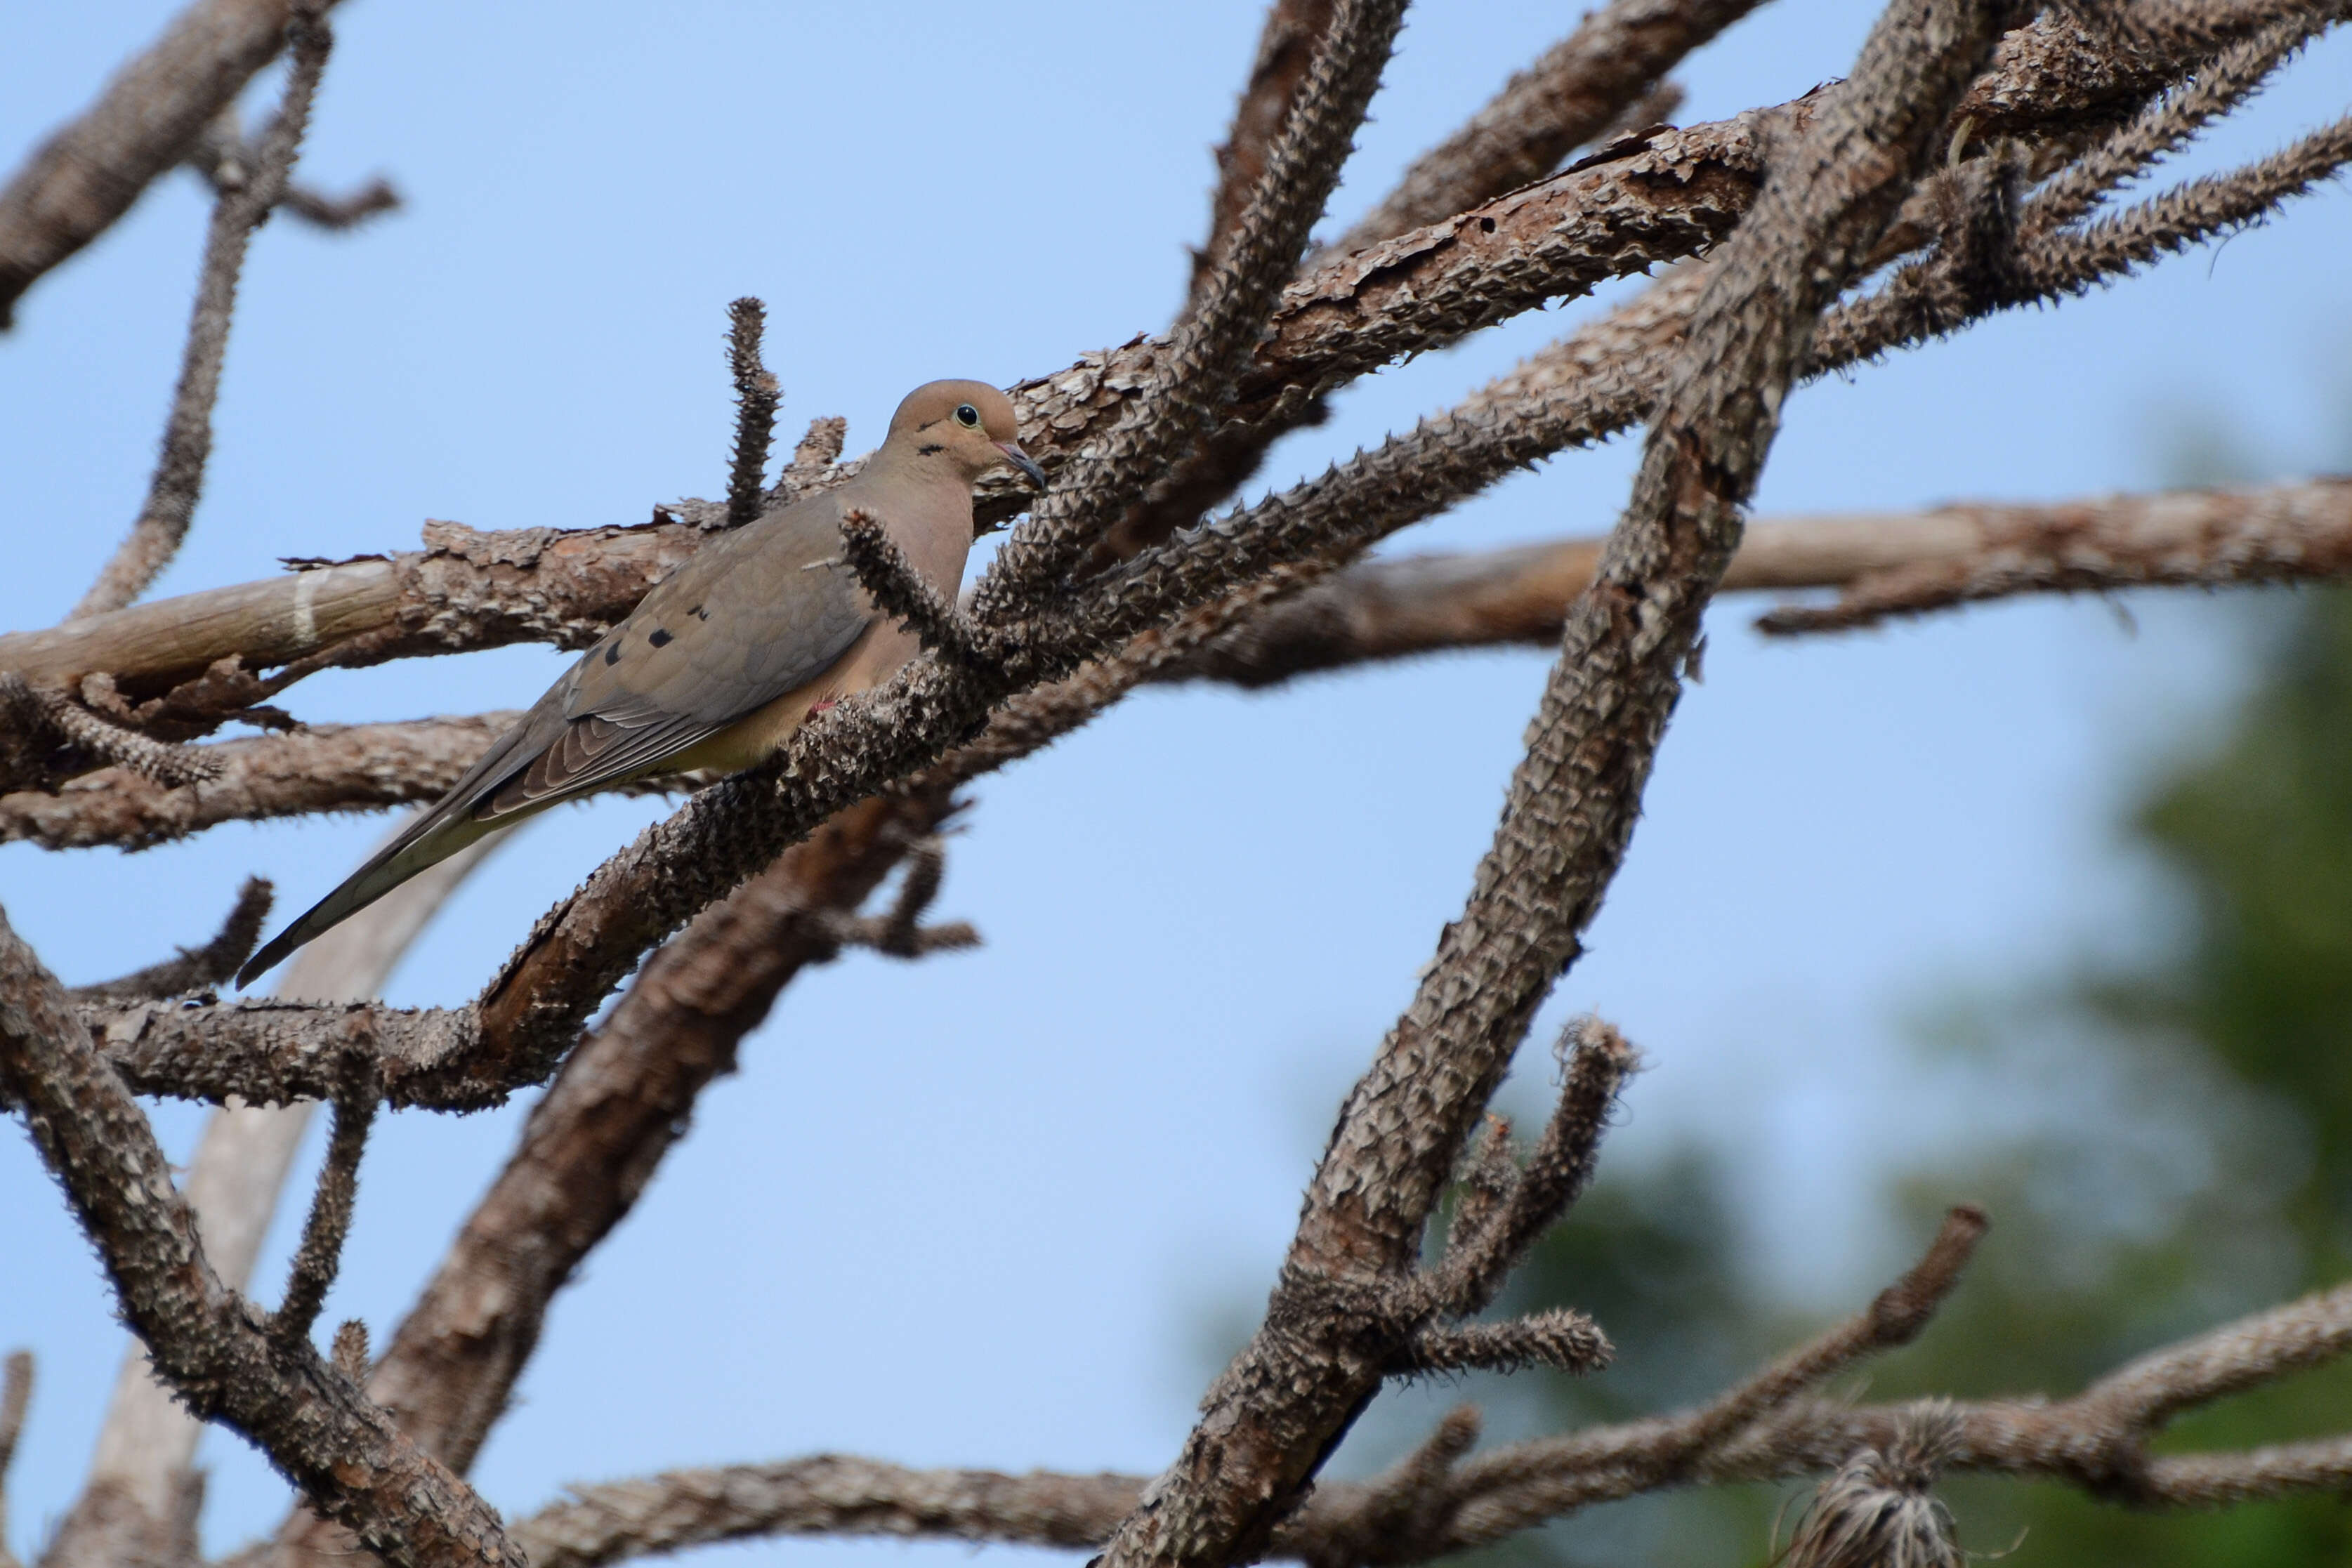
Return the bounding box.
[237,380,1042,987]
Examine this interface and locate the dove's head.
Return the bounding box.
[884,380,1045,490]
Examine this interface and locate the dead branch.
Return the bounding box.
[261,791,961,1568]
[18,472,2344,856]
[0,907,520,1568]
[973,0,1409,621]
[494,1272,2352,1568]
[0,0,351,327]
[0,1351,27,1568]
[722,298,778,531]
[1189,0,1340,305]
[0,12,2280,699]
[41,829,506,1568]
[0,713,518,852]
[837,508,984,667]
[1095,1,2015,1560]
[268,1060,375,1350]
[184,115,399,232]
[72,5,336,621]
[1328,0,1766,257]
[0,673,221,793]
[67,876,272,1003]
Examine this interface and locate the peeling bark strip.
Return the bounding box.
[0,909,520,1568]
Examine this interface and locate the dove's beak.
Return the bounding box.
[997,442,1047,492]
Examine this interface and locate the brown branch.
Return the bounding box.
[268,1059,375,1350]
[0,907,520,1568]
[0,1350,27,1568]
[496,1274,2352,1568]
[973,0,1410,621]
[1096,1,2013,1561]
[0,0,350,327]
[68,876,272,1003]
[51,829,501,1568]
[184,117,398,232]
[0,673,222,793]
[722,299,778,531]
[72,5,335,621]
[0,713,519,852]
[1328,0,1767,258]
[27,473,2346,854]
[789,416,846,475]
[1189,0,1341,306]
[1,6,2316,697]
[836,508,983,666]
[261,791,960,1568]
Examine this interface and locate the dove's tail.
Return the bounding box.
[235,801,507,989]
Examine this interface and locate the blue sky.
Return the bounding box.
[3,4,2349,1563]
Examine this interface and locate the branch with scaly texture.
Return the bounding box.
[0,0,352,327]
[1326,0,1770,258]
[67,876,272,1003]
[0,908,521,1568]
[254,792,962,1568]
[1093,0,2016,1561]
[0,1350,27,1568]
[4,2,2297,701]
[72,5,335,622]
[494,1264,2352,1568]
[971,0,1408,621]
[70,135,2352,1109]
[721,299,779,532]
[1188,0,1339,306]
[21,473,2345,855]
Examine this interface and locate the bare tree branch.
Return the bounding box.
[42,828,507,1568]
[20,470,2343,856]
[494,1273,2352,1568]
[0,673,222,794]
[1190,0,1341,306]
[183,115,398,233]
[1328,0,1768,257]
[72,6,336,621]
[0,1351,29,1568]
[721,299,778,532]
[1095,2,2017,1560]
[267,1062,374,1351]
[261,793,964,1568]
[0,907,520,1568]
[973,0,1410,621]
[0,0,352,327]
[67,876,272,1003]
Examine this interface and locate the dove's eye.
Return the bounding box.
[954,403,980,428]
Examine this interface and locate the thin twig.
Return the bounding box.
[68,876,272,1002]
[723,298,779,531]
[270,1053,378,1349]
[0,1350,29,1568]
[1328,0,1766,256]
[72,6,335,620]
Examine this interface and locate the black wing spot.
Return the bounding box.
[648,628,673,647]
[604,641,622,666]
[917,442,944,456]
